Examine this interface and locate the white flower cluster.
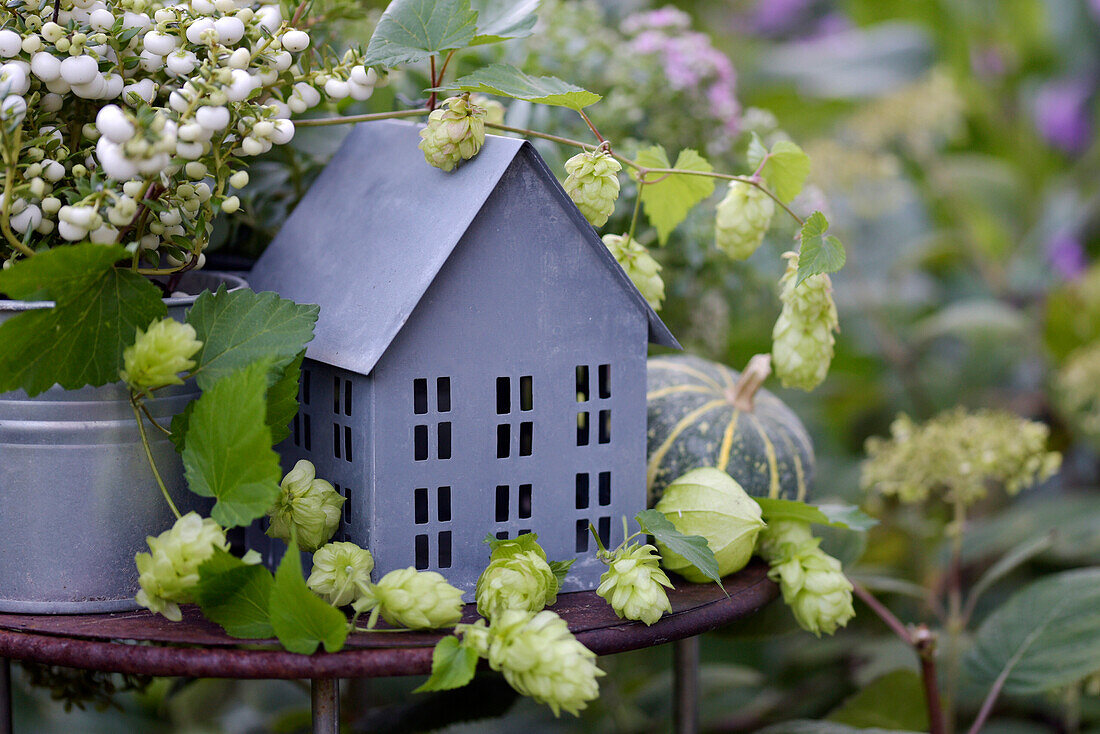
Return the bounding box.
[0,0,381,266]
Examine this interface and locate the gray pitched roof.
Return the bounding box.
[247,119,679,377]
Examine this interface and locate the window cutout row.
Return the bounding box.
[577,410,610,446]
[414,422,452,461]
[414,531,452,570]
[575,472,611,509]
[497,375,534,415]
[414,377,452,416]
[414,486,452,525]
[576,516,611,553]
[495,483,533,522]
[497,421,533,458]
[332,423,353,462]
[576,364,611,403]
[292,413,312,451]
[333,376,353,417]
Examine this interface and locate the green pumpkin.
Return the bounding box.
[646,353,815,506]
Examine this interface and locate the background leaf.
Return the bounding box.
[269,540,349,655]
[433,64,601,110]
[826,670,929,731]
[414,636,479,693]
[470,0,539,45]
[195,549,275,639]
[549,559,574,588]
[363,0,479,67]
[758,721,916,734]
[266,351,304,445]
[182,361,282,527]
[636,146,716,244]
[755,498,877,531]
[964,567,1100,695]
[796,212,846,285]
[0,244,165,395]
[636,509,721,584]
[747,136,810,204]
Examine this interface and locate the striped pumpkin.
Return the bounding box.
[646,354,815,506]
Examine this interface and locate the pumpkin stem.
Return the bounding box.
[728,354,772,411]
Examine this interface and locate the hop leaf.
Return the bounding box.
[771,251,839,391]
[418,95,487,172]
[476,534,559,619]
[563,149,622,227]
[596,542,673,625]
[756,519,854,636]
[307,541,374,607]
[120,318,202,394]
[714,181,774,260]
[353,568,464,629]
[602,233,664,310]
[266,460,344,553]
[135,512,229,621]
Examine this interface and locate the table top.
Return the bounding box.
[0,561,777,680]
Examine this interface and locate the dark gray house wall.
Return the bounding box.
[368,155,648,595]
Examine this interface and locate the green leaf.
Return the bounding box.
[182,361,282,528]
[757,722,916,734]
[965,533,1054,616]
[195,549,275,639]
[0,245,165,396]
[414,636,479,693]
[747,135,810,204]
[432,63,601,110]
[470,0,539,44]
[483,531,543,557]
[635,146,715,245]
[363,0,479,67]
[270,540,350,655]
[168,401,196,453]
[796,212,846,286]
[827,670,929,731]
[549,559,574,589]
[754,498,877,532]
[964,568,1100,695]
[636,509,721,585]
[185,287,318,391]
[266,351,304,445]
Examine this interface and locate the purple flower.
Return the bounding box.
[749,0,816,35]
[1046,231,1088,279]
[622,6,691,35]
[1034,78,1094,154]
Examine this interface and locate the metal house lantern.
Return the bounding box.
[247,120,679,597]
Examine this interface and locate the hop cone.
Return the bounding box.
[266,460,344,552]
[470,94,506,126]
[476,549,558,619]
[135,512,229,621]
[772,251,839,391]
[120,318,202,394]
[715,181,774,259]
[353,568,464,629]
[482,609,604,717]
[564,149,622,227]
[757,519,854,636]
[418,95,487,172]
[307,541,374,607]
[596,543,673,625]
[603,234,665,310]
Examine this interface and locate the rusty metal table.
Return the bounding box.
[0,560,777,734]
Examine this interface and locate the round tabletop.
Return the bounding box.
[0,561,777,680]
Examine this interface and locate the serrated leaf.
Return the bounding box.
[182,361,282,527]
[636,509,721,585]
[635,146,715,244]
[470,0,538,44]
[754,498,877,531]
[185,287,317,391]
[270,540,349,655]
[483,531,544,558]
[748,136,810,204]
[827,670,929,731]
[363,0,479,67]
[965,568,1100,695]
[432,63,601,110]
[0,245,166,396]
[195,549,275,639]
[169,401,196,453]
[549,559,574,588]
[796,211,845,286]
[267,351,304,445]
[414,636,479,693]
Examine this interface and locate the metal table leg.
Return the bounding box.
[673,637,699,734]
[311,678,340,734]
[1,658,12,734]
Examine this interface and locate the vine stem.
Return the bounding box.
[578,109,605,144]
[852,581,946,734]
[626,178,644,243]
[293,108,431,127]
[131,398,182,520]
[943,500,967,734]
[1,127,34,257]
[427,55,438,111]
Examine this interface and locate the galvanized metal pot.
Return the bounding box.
[0,271,247,614]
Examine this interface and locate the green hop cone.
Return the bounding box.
[757,519,854,636]
[596,543,673,625]
[771,251,839,391]
[603,233,665,311]
[307,541,374,607]
[564,149,622,227]
[135,512,229,621]
[476,549,558,619]
[120,318,202,394]
[481,609,604,717]
[353,568,464,629]
[418,95,487,172]
[266,460,344,553]
[715,181,775,260]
